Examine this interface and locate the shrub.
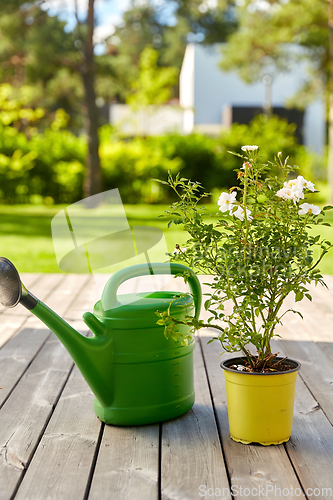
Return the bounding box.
[29,129,86,203]
[0,110,324,205]
[147,133,226,193]
[100,131,182,203]
[218,114,324,184]
[0,124,86,204]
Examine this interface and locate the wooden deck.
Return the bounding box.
[0,273,333,500]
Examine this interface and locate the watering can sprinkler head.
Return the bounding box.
[0,257,38,310]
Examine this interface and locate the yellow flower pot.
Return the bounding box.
[221,357,301,445]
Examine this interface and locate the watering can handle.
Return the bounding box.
[101,263,202,319]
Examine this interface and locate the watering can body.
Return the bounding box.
[92,290,196,425]
[88,263,201,425]
[0,259,202,426]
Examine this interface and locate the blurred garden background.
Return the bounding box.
[1,0,333,273]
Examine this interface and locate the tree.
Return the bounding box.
[0,4,79,118]
[106,1,183,100]
[0,0,238,200]
[0,1,107,199]
[172,0,237,45]
[72,0,101,198]
[219,0,332,196]
[107,0,237,100]
[127,46,178,109]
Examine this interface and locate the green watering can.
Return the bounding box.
[0,257,201,425]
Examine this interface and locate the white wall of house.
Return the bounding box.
[179,44,326,154]
[179,43,195,134]
[109,104,183,136]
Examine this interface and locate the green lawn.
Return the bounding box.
[0,204,186,273]
[1,204,333,274]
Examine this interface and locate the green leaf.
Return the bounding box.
[204,299,211,310]
[167,220,173,228]
[295,291,304,302]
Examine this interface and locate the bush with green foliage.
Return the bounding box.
[147,132,224,192]
[100,130,182,203]
[0,123,86,204]
[0,88,326,206]
[145,115,325,202]
[0,84,86,204]
[217,114,324,184]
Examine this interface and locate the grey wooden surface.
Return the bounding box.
[0,273,333,500]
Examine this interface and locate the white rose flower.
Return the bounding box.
[306,181,315,192]
[296,175,315,192]
[298,203,321,216]
[230,206,253,221]
[276,187,298,201]
[283,179,304,201]
[241,145,259,152]
[218,191,237,212]
[292,187,304,201]
[296,175,307,188]
[285,176,316,193]
[172,246,188,255]
[283,179,298,189]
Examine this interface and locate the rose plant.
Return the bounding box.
[156,146,333,372]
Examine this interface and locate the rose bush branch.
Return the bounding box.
[155,146,333,371]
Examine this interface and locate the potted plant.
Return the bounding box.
[156,145,332,445]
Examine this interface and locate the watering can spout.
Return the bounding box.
[0,257,114,408]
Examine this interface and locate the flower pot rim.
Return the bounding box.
[220,356,301,375]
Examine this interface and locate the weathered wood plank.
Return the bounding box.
[86,272,203,500]
[268,339,333,498]
[0,328,50,408]
[64,275,99,325]
[277,288,333,343]
[278,336,333,427]
[88,425,159,500]
[200,334,303,500]
[5,275,101,500]
[285,378,333,500]
[13,365,101,500]
[86,271,161,500]
[0,337,74,500]
[0,274,89,407]
[0,274,93,500]
[0,273,66,347]
[161,338,231,500]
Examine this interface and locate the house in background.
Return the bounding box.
[110,43,326,154]
[180,44,325,154]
